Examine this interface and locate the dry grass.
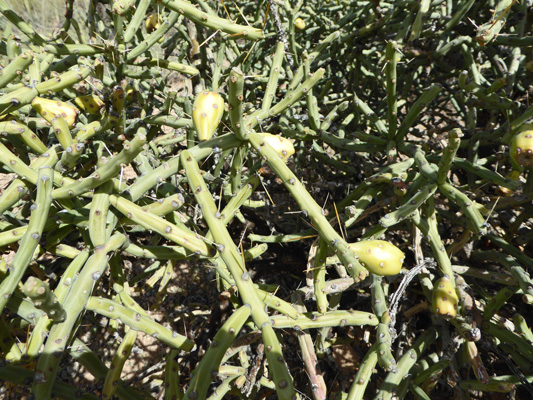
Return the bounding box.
[3,0,90,37]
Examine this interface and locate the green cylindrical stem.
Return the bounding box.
[377,319,397,373]
[50,116,73,149]
[409,0,430,41]
[0,119,48,154]
[380,183,438,228]
[458,379,515,393]
[25,249,89,359]
[0,50,33,89]
[123,0,150,42]
[185,306,251,400]
[75,120,111,142]
[371,276,397,371]
[344,186,381,228]
[347,343,379,400]
[206,376,240,400]
[486,233,533,272]
[133,58,199,76]
[52,132,146,199]
[230,145,247,194]
[437,128,462,184]
[256,288,299,319]
[228,67,247,140]
[123,243,188,260]
[35,66,91,94]
[125,9,179,61]
[483,320,533,362]
[110,194,213,256]
[395,84,441,142]
[22,276,66,322]
[320,101,351,132]
[144,115,192,129]
[439,182,487,234]
[270,309,378,329]
[473,251,533,304]
[413,203,456,286]
[385,41,398,140]
[164,349,182,400]
[0,85,38,116]
[514,313,533,344]
[244,243,268,261]
[262,42,285,111]
[126,133,241,201]
[353,92,388,137]
[157,0,264,40]
[483,285,518,321]
[247,69,325,130]
[304,53,320,131]
[60,140,85,170]
[374,328,437,400]
[313,238,329,314]
[0,166,53,315]
[181,150,298,400]
[89,182,113,247]
[42,44,102,57]
[0,147,57,214]
[0,225,27,246]
[87,296,193,349]
[0,140,39,182]
[142,193,185,216]
[475,0,514,45]
[33,233,127,400]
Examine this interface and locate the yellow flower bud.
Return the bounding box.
[192,91,224,142]
[349,240,404,276]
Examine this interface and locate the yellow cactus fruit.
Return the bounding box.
[146,14,162,33]
[74,94,105,115]
[349,240,404,276]
[510,128,533,169]
[294,18,306,31]
[432,276,458,319]
[111,85,125,113]
[192,91,224,142]
[125,86,136,105]
[258,132,295,161]
[31,97,79,127]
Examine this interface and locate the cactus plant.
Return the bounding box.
[0,1,531,399]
